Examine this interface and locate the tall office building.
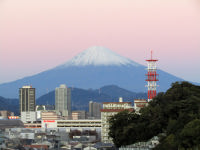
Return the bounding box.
[89,101,102,119]
[19,86,35,114]
[55,84,71,117]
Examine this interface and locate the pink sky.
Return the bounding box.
[0,0,200,84]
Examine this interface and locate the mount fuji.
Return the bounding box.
[0,46,182,98]
[59,46,139,67]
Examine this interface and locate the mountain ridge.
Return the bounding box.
[0,85,147,114]
[0,46,183,98]
[37,85,147,111]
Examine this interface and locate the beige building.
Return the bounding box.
[0,111,12,119]
[41,111,61,120]
[100,98,134,143]
[72,111,87,120]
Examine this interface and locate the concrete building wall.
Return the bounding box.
[41,111,61,120]
[89,101,102,119]
[55,84,71,117]
[41,119,101,128]
[72,111,87,120]
[0,111,12,119]
[21,111,37,123]
[20,132,35,139]
[19,86,35,114]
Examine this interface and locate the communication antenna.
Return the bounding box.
[146,50,159,102]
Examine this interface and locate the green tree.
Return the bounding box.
[108,110,139,147]
[154,134,178,150]
[108,82,200,149]
[179,119,200,149]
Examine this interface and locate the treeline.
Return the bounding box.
[109,81,200,149]
[0,96,19,115]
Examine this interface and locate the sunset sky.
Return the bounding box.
[0,0,200,84]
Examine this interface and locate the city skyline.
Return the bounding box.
[0,0,200,84]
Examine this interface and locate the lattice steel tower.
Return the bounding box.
[146,51,159,102]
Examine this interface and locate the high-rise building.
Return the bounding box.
[55,84,71,117]
[89,101,101,119]
[19,86,35,114]
[100,98,133,143]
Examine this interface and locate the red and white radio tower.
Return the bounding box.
[146,50,159,102]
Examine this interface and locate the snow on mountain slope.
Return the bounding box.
[59,46,140,67]
[0,46,184,98]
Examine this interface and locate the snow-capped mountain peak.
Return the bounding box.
[60,46,140,67]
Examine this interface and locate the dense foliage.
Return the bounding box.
[109,81,200,149]
[0,96,19,115]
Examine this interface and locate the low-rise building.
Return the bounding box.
[21,111,37,123]
[0,111,12,119]
[72,111,87,120]
[20,131,35,139]
[36,105,55,120]
[41,111,61,120]
[41,119,101,128]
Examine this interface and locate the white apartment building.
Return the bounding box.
[21,111,37,123]
[101,98,133,143]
